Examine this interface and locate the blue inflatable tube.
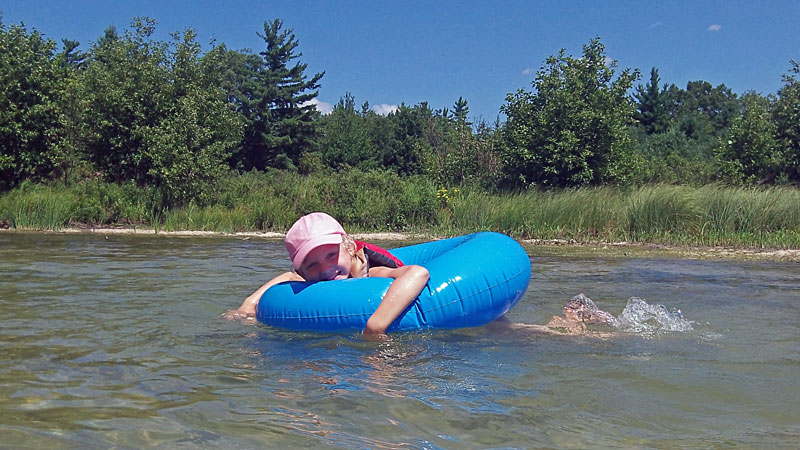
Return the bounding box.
[256,232,531,332]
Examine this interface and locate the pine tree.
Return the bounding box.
[634,67,669,135]
[234,19,324,171]
[452,96,471,127]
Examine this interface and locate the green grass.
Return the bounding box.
[0,183,76,230]
[1,172,799,249]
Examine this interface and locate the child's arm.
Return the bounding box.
[363,264,430,337]
[223,271,304,320]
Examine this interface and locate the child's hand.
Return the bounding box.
[222,309,255,321]
[362,325,389,342]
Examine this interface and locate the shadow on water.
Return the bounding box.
[1,233,798,447]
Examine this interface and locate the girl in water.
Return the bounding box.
[224,212,429,338]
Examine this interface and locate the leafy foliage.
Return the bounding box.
[78,18,169,183]
[316,93,380,170]
[501,38,640,188]
[0,20,62,189]
[78,19,242,206]
[715,91,779,184]
[140,29,243,206]
[2,15,800,215]
[774,60,800,182]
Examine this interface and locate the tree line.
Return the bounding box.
[2,16,799,208]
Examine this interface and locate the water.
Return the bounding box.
[615,296,694,334]
[1,233,798,448]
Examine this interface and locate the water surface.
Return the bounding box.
[1,233,798,448]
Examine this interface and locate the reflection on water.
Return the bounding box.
[1,232,799,447]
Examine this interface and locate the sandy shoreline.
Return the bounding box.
[2,226,799,262]
[0,226,415,241]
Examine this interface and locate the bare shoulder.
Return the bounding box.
[368,266,399,278]
[262,271,305,287]
[368,264,428,279]
[277,271,305,282]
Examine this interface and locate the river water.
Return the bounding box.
[1,233,798,448]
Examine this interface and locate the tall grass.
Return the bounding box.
[1,173,799,248]
[444,184,799,247]
[626,185,702,238]
[0,183,76,230]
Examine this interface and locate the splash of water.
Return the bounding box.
[614,297,693,334]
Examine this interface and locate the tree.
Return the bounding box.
[501,38,640,188]
[664,80,738,163]
[79,17,171,184]
[383,103,434,176]
[316,93,378,170]
[55,39,88,70]
[140,29,243,206]
[774,60,800,182]
[425,96,502,187]
[451,96,471,127]
[233,19,324,171]
[78,19,242,206]
[680,80,738,135]
[715,91,779,183]
[50,38,90,185]
[0,20,62,190]
[634,68,670,135]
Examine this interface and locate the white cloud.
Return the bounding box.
[648,21,663,29]
[708,24,721,32]
[372,104,398,116]
[604,56,615,67]
[522,67,535,76]
[303,98,334,115]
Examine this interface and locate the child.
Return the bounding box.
[489,293,617,336]
[544,293,617,331]
[224,212,430,337]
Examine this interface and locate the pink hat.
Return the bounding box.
[285,212,345,270]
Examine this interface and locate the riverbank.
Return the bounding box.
[3,226,798,262]
[2,176,800,257]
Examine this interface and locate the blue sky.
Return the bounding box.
[2,1,798,121]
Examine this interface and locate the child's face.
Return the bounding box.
[298,243,353,282]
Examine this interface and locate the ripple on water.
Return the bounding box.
[1,233,799,447]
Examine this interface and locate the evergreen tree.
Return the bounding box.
[52,38,89,184]
[446,96,476,184]
[634,67,670,134]
[452,96,471,127]
[56,39,88,70]
[384,103,433,175]
[233,19,324,171]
